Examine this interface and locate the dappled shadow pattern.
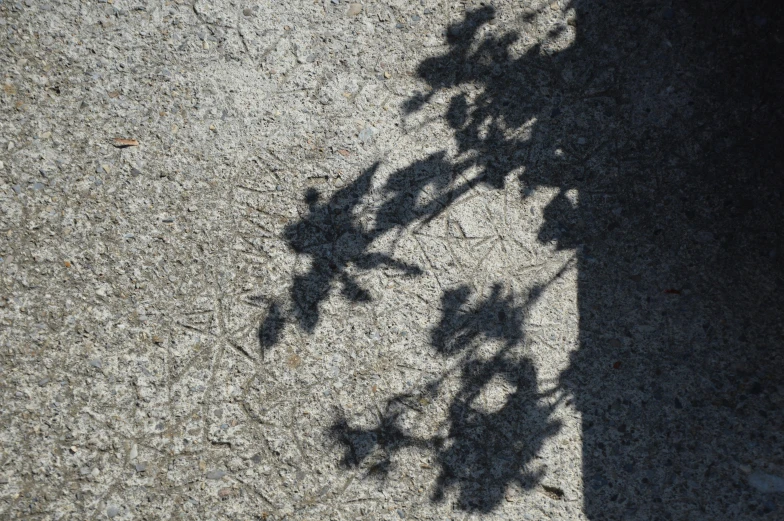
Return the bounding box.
[405,6,551,190]
[268,11,579,510]
[261,153,521,340]
[432,283,529,356]
[259,6,568,343]
[332,283,562,512]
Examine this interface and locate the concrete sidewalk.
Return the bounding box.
[1,1,782,520]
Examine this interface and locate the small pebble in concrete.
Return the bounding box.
[206,470,227,480]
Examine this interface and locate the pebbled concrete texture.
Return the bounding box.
[1,0,783,520]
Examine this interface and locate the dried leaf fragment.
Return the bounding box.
[337,149,350,157]
[286,353,302,368]
[113,138,139,148]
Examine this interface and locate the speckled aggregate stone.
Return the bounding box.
[1,0,783,520]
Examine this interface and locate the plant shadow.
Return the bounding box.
[258,1,784,517]
[331,283,563,512]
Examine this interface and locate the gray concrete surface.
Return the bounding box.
[1,0,783,520]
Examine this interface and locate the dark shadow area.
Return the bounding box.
[261,0,784,517]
